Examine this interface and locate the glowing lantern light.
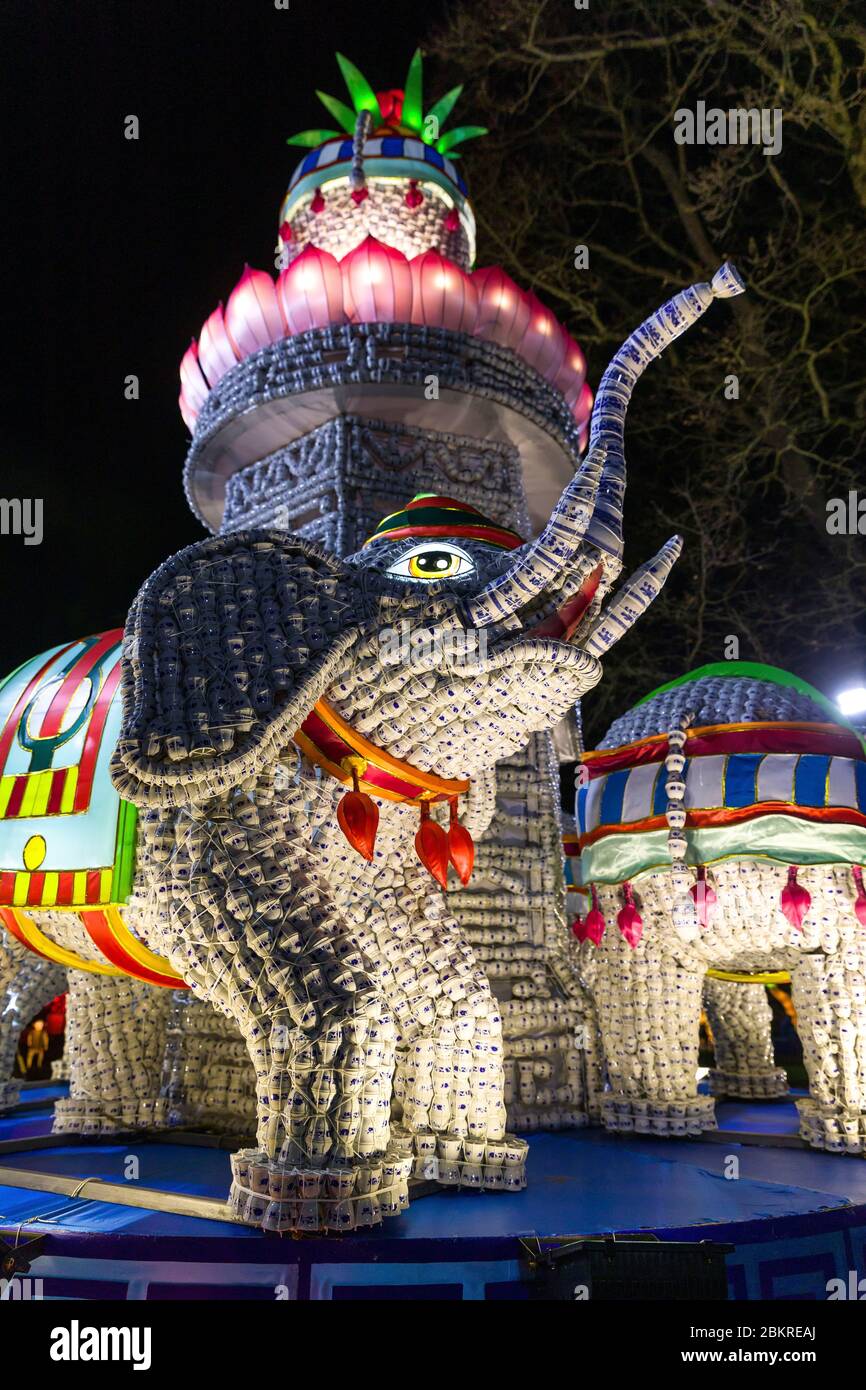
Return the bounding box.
[179,339,210,413]
[224,265,285,358]
[197,304,239,387]
[178,390,200,433]
[553,333,587,405]
[573,380,594,426]
[471,266,531,352]
[409,250,478,333]
[278,244,345,333]
[519,292,569,380]
[340,235,412,324]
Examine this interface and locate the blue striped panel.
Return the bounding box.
[338,140,353,160]
[725,754,762,808]
[651,763,668,816]
[424,146,445,170]
[794,754,830,808]
[381,137,403,157]
[576,785,589,837]
[599,769,629,825]
[856,760,866,813]
[300,150,320,175]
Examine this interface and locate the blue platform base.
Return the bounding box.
[2,1087,865,1300]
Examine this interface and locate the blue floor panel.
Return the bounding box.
[0,1119,860,1243]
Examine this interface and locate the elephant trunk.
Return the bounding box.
[584,262,745,568]
[463,263,744,631]
[462,449,603,629]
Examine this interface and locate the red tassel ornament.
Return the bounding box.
[310,187,326,215]
[584,885,606,946]
[351,186,369,206]
[405,180,424,209]
[416,803,450,889]
[571,915,587,941]
[336,757,378,861]
[443,206,460,233]
[447,797,474,886]
[690,866,717,928]
[616,882,643,948]
[853,867,866,927]
[780,866,811,931]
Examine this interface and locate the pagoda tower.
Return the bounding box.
[177,53,598,1130]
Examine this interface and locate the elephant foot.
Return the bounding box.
[0,1080,22,1111]
[406,1129,528,1191]
[797,1098,866,1155]
[227,1144,416,1233]
[708,1067,788,1100]
[227,1131,530,1232]
[52,1095,169,1136]
[601,1094,717,1137]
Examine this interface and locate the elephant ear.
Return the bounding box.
[111,530,377,807]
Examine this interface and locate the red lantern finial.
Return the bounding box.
[336,757,379,861]
[447,797,474,886]
[415,803,450,889]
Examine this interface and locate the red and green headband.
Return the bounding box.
[364,493,524,550]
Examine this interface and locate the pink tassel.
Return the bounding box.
[780,866,811,931]
[584,885,606,946]
[853,867,866,927]
[690,866,717,928]
[616,882,643,948]
[571,915,587,942]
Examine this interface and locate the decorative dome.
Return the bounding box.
[279,51,482,269]
[578,662,866,889]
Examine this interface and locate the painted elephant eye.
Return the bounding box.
[386,544,476,582]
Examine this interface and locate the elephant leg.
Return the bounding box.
[53,973,171,1137]
[0,936,67,1109]
[593,930,715,1136]
[383,888,527,1192]
[142,796,418,1234]
[160,991,256,1134]
[703,977,788,1099]
[792,949,866,1155]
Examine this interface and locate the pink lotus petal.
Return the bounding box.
[278,244,346,334]
[179,339,209,411]
[340,235,412,325]
[197,304,239,387]
[518,292,569,380]
[472,266,531,351]
[224,265,285,358]
[409,250,478,333]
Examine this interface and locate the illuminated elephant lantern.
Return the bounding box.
[0,266,742,1230]
[575,661,866,1154]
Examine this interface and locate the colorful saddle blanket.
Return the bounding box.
[0,631,135,908]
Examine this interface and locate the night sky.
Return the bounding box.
[2,0,450,670]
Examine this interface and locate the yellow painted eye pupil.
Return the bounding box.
[408,550,460,579]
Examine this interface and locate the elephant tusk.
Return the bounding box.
[583,535,683,657]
